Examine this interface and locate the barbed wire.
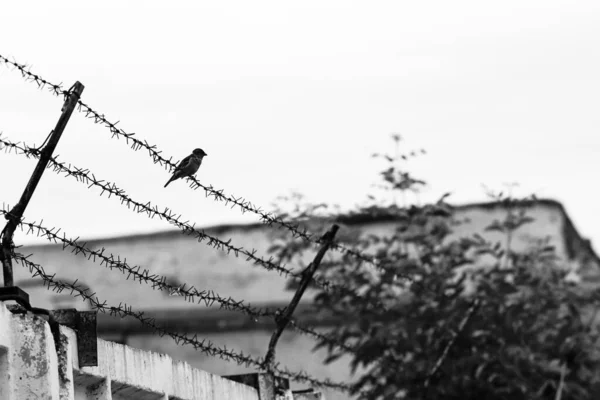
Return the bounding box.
[0,53,514,397]
[0,136,385,309]
[288,319,357,354]
[10,251,354,393]
[74,99,414,282]
[0,54,65,97]
[0,205,358,355]
[0,137,295,274]
[1,54,400,354]
[0,207,268,317]
[0,53,415,284]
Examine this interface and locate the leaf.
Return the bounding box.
[262,138,600,398]
[508,216,535,231]
[437,192,452,203]
[324,352,344,364]
[471,330,489,338]
[472,233,485,241]
[485,220,505,233]
[475,363,487,378]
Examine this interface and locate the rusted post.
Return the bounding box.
[1,82,84,286]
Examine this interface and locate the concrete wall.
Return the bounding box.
[9,199,600,400]
[0,302,262,400]
[122,330,351,400]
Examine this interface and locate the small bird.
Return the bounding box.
[164,148,207,188]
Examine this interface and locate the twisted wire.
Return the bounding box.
[1,54,394,355]
[0,54,65,96]
[0,53,413,284]
[74,99,412,282]
[0,136,380,307]
[0,207,267,318]
[1,205,357,354]
[11,251,353,393]
[0,136,294,276]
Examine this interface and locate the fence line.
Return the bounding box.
[75,98,415,283]
[0,50,533,397]
[0,206,358,355]
[0,137,294,275]
[0,53,422,390]
[10,251,354,393]
[0,136,387,313]
[0,208,268,317]
[0,53,416,285]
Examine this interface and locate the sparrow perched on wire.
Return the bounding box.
[164,148,207,188]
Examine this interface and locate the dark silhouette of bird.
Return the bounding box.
[164,148,207,188]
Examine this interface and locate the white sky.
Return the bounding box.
[1,1,599,248]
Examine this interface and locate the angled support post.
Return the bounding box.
[263,224,339,372]
[423,297,480,389]
[1,82,84,287]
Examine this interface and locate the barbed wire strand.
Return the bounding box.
[0,208,267,316]
[1,54,399,353]
[0,136,386,313]
[10,251,354,393]
[0,206,357,355]
[0,54,496,397]
[1,138,298,277]
[0,54,65,97]
[0,53,415,284]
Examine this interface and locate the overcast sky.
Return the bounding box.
[1,0,599,248]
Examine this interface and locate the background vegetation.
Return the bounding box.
[270,135,600,399]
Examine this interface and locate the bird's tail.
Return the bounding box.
[164,171,183,188]
[164,176,175,188]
